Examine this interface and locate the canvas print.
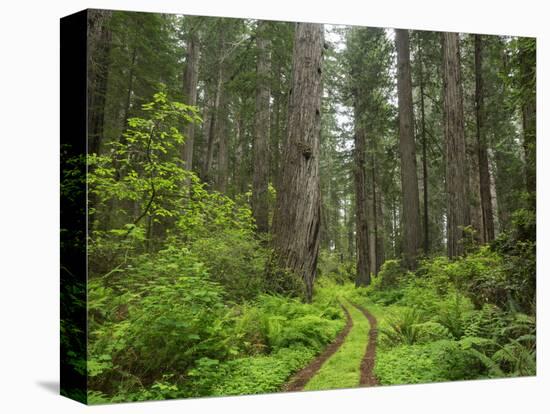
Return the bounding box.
[60,8,536,405]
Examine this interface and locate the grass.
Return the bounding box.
[303,298,371,391]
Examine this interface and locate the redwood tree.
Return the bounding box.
[252,21,272,233]
[443,32,470,258]
[474,34,495,243]
[395,29,421,268]
[271,23,324,302]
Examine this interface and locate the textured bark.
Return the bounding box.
[474,35,495,243]
[120,47,137,142]
[354,113,371,286]
[375,185,385,272]
[519,40,536,208]
[418,46,430,254]
[215,88,229,193]
[371,155,384,274]
[202,53,223,184]
[252,21,272,233]
[271,23,324,302]
[442,32,470,258]
[87,10,112,155]
[395,29,421,268]
[182,30,200,170]
[366,165,376,275]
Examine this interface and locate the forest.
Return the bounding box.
[61,9,536,404]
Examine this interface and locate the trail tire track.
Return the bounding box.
[284,303,353,391]
[352,302,379,386]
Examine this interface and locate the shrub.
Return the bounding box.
[191,229,268,301]
[377,259,406,289]
[379,308,425,347]
[375,340,481,385]
[87,247,233,394]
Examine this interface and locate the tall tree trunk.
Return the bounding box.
[418,44,430,255]
[366,157,376,275]
[202,26,225,185]
[354,112,371,286]
[474,34,495,243]
[375,182,385,271]
[442,32,470,258]
[519,39,536,210]
[182,29,200,170]
[87,10,112,155]
[216,88,229,193]
[271,23,324,302]
[252,21,272,233]
[271,86,282,188]
[395,29,421,268]
[202,61,223,184]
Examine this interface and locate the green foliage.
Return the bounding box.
[375,340,481,385]
[191,229,268,301]
[188,347,315,397]
[318,250,355,284]
[87,258,345,402]
[379,308,424,346]
[88,247,232,394]
[377,259,406,289]
[491,209,536,313]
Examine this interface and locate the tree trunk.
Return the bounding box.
[375,182,385,271]
[442,32,470,258]
[202,29,225,185]
[271,23,324,302]
[418,44,430,255]
[354,111,371,286]
[182,29,200,170]
[215,88,229,193]
[87,10,112,155]
[519,39,536,210]
[252,21,272,233]
[395,29,421,268]
[474,35,495,243]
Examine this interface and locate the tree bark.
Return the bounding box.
[252,21,272,233]
[87,10,112,155]
[418,43,430,254]
[442,32,470,258]
[519,39,536,209]
[395,29,421,268]
[215,87,229,193]
[202,56,223,185]
[474,35,495,243]
[182,28,200,171]
[271,23,324,302]
[354,110,371,286]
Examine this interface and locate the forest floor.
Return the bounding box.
[284,298,379,392]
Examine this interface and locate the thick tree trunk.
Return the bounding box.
[442,32,470,258]
[252,21,272,233]
[418,46,430,255]
[354,112,371,286]
[474,35,495,243]
[395,29,421,268]
[87,10,112,155]
[271,23,324,302]
[182,30,200,170]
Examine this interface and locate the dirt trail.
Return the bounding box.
[352,302,379,386]
[284,303,353,392]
